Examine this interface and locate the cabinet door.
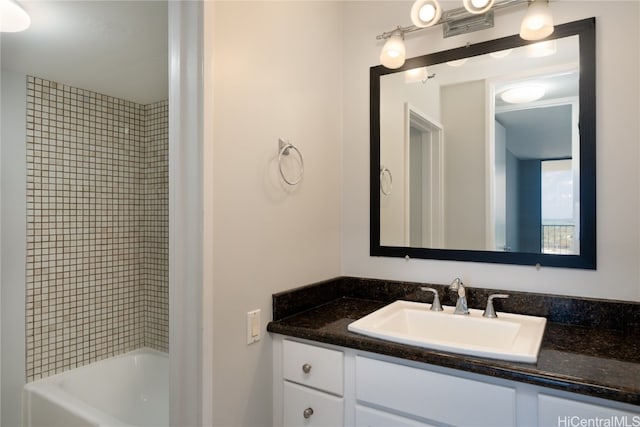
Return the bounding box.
[356,356,516,427]
[356,405,436,427]
[284,381,343,427]
[538,394,640,427]
[283,340,344,395]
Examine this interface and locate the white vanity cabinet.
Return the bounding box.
[280,339,345,427]
[272,335,640,427]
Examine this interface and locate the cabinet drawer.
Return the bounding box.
[284,381,343,427]
[356,356,516,427]
[356,405,436,427]
[538,394,640,426]
[283,340,343,395]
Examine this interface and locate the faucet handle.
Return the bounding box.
[483,294,509,318]
[420,287,443,311]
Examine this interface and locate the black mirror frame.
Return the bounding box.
[370,18,596,269]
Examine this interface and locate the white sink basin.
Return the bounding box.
[347,300,546,363]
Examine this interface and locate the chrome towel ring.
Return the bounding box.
[380,166,392,195]
[278,138,304,186]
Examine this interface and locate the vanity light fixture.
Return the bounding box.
[380,28,406,69]
[520,0,554,40]
[376,0,555,69]
[0,0,30,32]
[500,85,546,104]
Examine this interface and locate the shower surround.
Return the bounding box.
[25,76,168,381]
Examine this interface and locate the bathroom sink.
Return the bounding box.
[347,300,546,363]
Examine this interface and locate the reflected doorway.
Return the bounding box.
[405,104,444,248]
[491,99,579,254]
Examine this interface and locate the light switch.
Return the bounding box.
[247,309,261,344]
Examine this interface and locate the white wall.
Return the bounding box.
[0,69,27,427]
[441,80,486,250]
[209,2,342,425]
[341,1,640,301]
[379,77,407,246]
[379,71,440,246]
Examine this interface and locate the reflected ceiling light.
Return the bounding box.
[489,48,513,58]
[527,39,557,57]
[463,0,495,15]
[0,0,30,32]
[405,67,428,83]
[520,0,554,41]
[380,29,406,69]
[411,0,443,28]
[446,58,469,67]
[405,67,436,83]
[500,85,546,104]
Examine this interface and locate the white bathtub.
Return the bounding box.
[23,348,169,427]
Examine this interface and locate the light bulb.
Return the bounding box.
[411,0,442,28]
[520,0,554,41]
[380,30,406,69]
[463,0,495,15]
[0,0,30,32]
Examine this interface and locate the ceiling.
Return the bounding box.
[1,0,167,105]
[496,104,573,160]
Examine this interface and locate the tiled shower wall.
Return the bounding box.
[142,101,169,350]
[25,76,168,380]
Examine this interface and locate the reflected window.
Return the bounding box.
[541,159,575,254]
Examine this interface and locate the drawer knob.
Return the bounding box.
[302,363,312,374]
[303,407,314,419]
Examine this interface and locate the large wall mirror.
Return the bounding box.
[370,18,596,269]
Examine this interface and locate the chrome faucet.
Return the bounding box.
[483,294,510,318]
[448,278,469,315]
[420,287,443,311]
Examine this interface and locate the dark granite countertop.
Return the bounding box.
[267,277,640,406]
